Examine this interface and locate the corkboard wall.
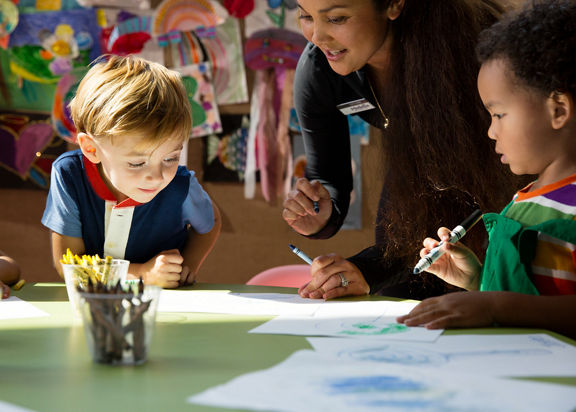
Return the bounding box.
[186,132,384,284]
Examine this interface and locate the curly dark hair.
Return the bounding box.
[372,0,528,294]
[476,0,576,97]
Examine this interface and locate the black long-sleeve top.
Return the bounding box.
[293,43,409,294]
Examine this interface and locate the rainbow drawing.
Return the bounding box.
[152,0,223,37]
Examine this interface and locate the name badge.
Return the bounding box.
[336,98,375,115]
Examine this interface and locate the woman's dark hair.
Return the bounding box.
[374,0,527,295]
[476,0,576,97]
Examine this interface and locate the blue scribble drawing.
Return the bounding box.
[529,334,566,348]
[324,375,458,411]
[338,345,551,366]
[328,375,425,393]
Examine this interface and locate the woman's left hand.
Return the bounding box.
[298,253,370,299]
[396,291,495,329]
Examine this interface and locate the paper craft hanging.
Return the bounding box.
[175,62,222,138]
[200,17,248,105]
[152,0,224,37]
[243,28,307,204]
[223,0,254,18]
[107,15,152,56]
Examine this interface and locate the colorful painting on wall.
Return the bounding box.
[203,114,248,182]
[0,110,67,189]
[175,61,222,138]
[8,8,101,83]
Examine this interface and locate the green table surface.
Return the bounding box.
[2,283,575,412]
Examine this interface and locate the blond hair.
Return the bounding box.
[70,55,192,147]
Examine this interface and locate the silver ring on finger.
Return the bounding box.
[338,273,349,287]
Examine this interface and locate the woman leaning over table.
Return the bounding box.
[283,0,525,300]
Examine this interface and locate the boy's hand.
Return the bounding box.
[1,280,10,299]
[179,266,196,286]
[419,227,482,290]
[141,249,184,288]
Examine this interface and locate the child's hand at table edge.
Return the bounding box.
[129,249,184,288]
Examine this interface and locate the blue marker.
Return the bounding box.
[313,201,320,213]
[289,244,313,265]
[413,209,483,274]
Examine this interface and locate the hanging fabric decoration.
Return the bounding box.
[243,28,306,203]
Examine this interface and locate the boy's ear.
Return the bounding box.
[548,91,574,130]
[77,132,100,163]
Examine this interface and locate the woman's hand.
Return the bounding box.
[282,178,332,236]
[396,291,496,329]
[419,227,482,290]
[298,253,370,299]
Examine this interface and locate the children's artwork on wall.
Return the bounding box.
[162,28,207,69]
[244,0,299,37]
[204,114,248,182]
[0,0,19,49]
[175,61,222,138]
[0,110,67,189]
[8,8,101,84]
[200,17,248,105]
[73,0,152,10]
[243,28,306,204]
[152,0,224,37]
[106,14,152,56]
[51,67,85,143]
[18,0,86,10]
[166,18,248,105]
[223,0,253,18]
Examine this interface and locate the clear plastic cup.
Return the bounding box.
[62,259,129,318]
[78,284,161,365]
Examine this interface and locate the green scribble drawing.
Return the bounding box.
[339,323,409,336]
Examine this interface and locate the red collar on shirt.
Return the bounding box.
[83,155,142,208]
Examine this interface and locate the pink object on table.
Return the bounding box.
[246,264,311,288]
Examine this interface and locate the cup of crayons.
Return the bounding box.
[60,249,129,318]
[77,278,161,366]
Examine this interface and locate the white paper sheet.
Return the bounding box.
[157,291,323,315]
[0,401,36,412]
[0,297,50,320]
[250,314,442,341]
[188,349,576,412]
[249,299,440,341]
[308,334,576,377]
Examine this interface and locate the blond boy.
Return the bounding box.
[42,55,221,288]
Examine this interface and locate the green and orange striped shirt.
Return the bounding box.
[505,173,576,295]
